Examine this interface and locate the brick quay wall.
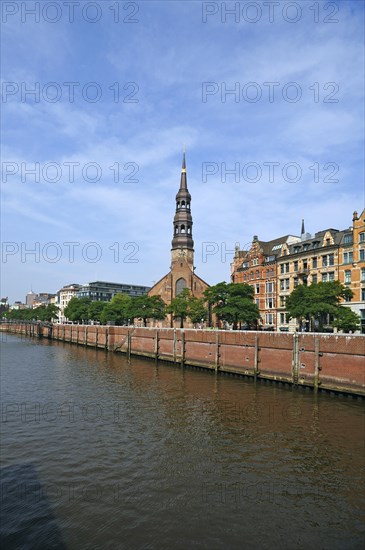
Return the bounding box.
[2,323,364,397]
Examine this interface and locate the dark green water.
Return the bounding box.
[1,334,364,549]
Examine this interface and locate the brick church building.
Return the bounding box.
[148,153,210,327]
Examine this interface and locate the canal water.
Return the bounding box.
[1,334,364,550]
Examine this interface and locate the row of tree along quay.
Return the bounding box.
[4,281,361,333]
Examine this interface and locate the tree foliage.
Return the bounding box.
[204,282,260,329]
[286,281,355,331]
[166,288,192,328]
[64,297,92,323]
[333,307,360,333]
[129,295,166,326]
[5,303,59,322]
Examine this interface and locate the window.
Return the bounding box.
[345,270,351,284]
[285,278,290,290]
[280,296,286,307]
[326,238,331,246]
[175,278,186,295]
[329,253,334,266]
[294,261,298,272]
[329,272,335,281]
[360,250,365,262]
[294,278,299,287]
[280,280,285,291]
[303,244,309,251]
[343,234,353,244]
[312,241,319,248]
[266,313,274,324]
[242,262,249,268]
[312,274,317,284]
[256,285,260,294]
[361,268,365,282]
[280,313,287,324]
[266,282,274,293]
[294,246,300,254]
[181,224,185,234]
[187,226,191,234]
[255,299,260,306]
[250,272,254,280]
[312,257,317,268]
[303,260,308,269]
[256,270,260,279]
[266,298,274,309]
[360,232,365,243]
[343,252,353,264]
[322,273,328,282]
[243,274,247,282]
[175,225,178,234]
[362,289,365,301]
[252,258,258,266]
[322,255,328,267]
[280,264,285,274]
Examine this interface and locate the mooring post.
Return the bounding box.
[254,333,260,376]
[95,327,98,348]
[314,337,321,392]
[105,327,109,351]
[181,330,185,367]
[173,328,177,363]
[215,331,220,372]
[292,332,299,384]
[155,329,159,360]
[127,329,131,360]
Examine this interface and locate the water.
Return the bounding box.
[1,334,364,550]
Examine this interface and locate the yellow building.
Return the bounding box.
[338,210,365,332]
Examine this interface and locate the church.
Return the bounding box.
[148,153,210,327]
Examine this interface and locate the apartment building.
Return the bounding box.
[231,209,365,333]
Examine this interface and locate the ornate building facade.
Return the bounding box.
[231,210,365,333]
[148,154,210,326]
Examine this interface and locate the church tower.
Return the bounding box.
[171,153,194,275]
[148,152,210,325]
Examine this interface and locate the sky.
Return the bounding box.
[1,0,364,303]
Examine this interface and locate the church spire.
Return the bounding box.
[171,152,194,252]
[301,219,305,236]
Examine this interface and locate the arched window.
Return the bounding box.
[181,200,186,208]
[187,203,190,210]
[187,226,191,234]
[177,201,180,209]
[176,278,186,295]
[175,225,178,234]
[181,225,185,234]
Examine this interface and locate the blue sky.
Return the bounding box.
[1,0,364,303]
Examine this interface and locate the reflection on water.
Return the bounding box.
[1,334,364,549]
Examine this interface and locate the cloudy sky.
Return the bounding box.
[1,0,364,303]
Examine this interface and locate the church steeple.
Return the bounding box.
[171,153,194,253]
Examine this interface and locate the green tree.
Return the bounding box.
[88,301,107,323]
[187,296,207,326]
[204,282,260,330]
[64,297,91,323]
[204,282,230,326]
[130,295,166,326]
[333,307,360,333]
[286,281,354,331]
[166,288,191,328]
[100,293,132,325]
